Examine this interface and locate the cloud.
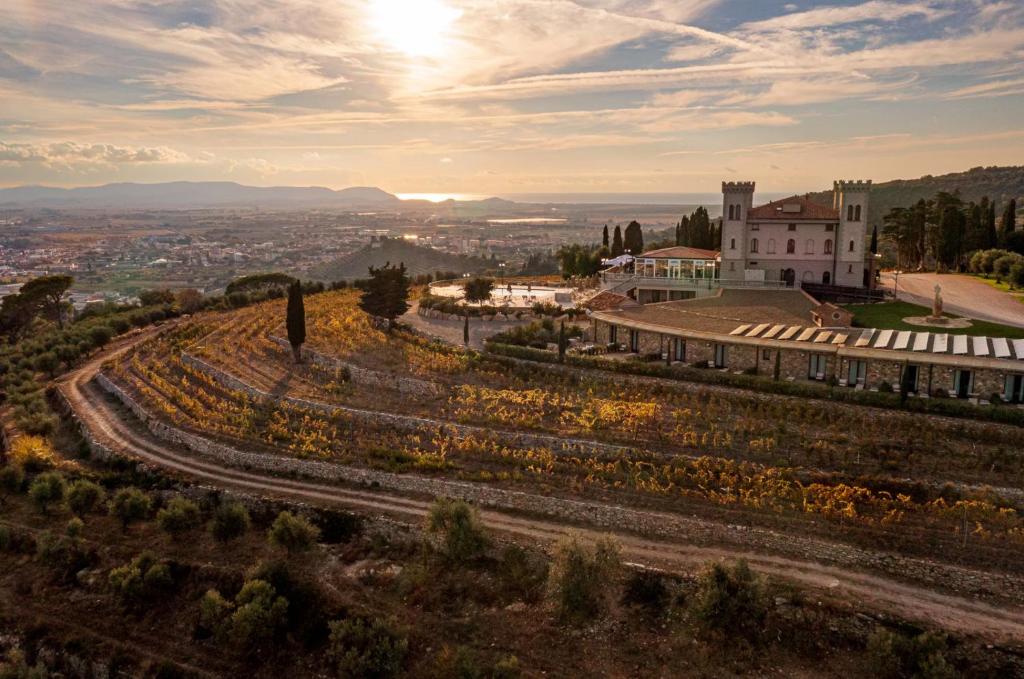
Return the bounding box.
[740,1,951,31]
[942,76,1024,99]
[0,141,191,168]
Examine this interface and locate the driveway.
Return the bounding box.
[400,301,535,350]
[879,272,1024,328]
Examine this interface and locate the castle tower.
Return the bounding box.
[833,180,871,287]
[720,181,755,280]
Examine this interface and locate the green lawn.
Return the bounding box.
[843,301,1024,339]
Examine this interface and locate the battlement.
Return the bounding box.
[722,181,756,193]
[833,180,872,192]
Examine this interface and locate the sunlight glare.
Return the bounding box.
[369,0,462,58]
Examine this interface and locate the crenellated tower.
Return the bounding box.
[721,181,755,280]
[833,180,871,287]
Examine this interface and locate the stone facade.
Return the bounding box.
[594,319,1024,400]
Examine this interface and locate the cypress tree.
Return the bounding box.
[986,200,998,248]
[286,280,305,363]
[611,225,624,257]
[869,225,878,254]
[558,320,567,363]
[1001,198,1017,245]
[602,224,609,248]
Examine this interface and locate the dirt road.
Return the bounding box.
[57,331,1024,644]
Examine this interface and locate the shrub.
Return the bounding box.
[499,544,548,602]
[622,569,671,618]
[87,325,114,348]
[29,471,66,514]
[548,534,621,621]
[109,487,152,530]
[493,655,522,679]
[108,552,175,605]
[866,627,954,679]
[691,560,767,639]
[199,589,233,633]
[426,497,489,563]
[7,435,57,472]
[65,516,84,539]
[1009,262,1024,289]
[878,381,894,393]
[993,253,1024,280]
[225,579,289,648]
[211,501,250,542]
[156,496,202,536]
[67,479,105,516]
[268,511,320,554]
[0,464,25,503]
[327,616,408,678]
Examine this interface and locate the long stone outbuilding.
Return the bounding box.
[589,289,1024,403]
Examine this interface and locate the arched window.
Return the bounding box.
[736,205,741,220]
[848,240,855,252]
[847,205,854,221]
[786,239,795,254]
[730,238,736,250]
[750,238,759,253]
[805,239,814,254]
[824,239,833,254]
[767,239,776,254]
[728,205,734,220]
[854,205,862,221]
[822,271,831,285]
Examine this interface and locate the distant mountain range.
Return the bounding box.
[0,181,401,209]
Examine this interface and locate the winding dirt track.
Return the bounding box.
[57,330,1024,644]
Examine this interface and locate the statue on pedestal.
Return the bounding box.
[928,284,946,323]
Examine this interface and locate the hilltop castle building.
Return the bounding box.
[720,180,872,288]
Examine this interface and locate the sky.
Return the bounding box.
[2,0,1024,196]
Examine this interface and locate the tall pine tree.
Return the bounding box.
[1001,198,1017,246]
[286,279,306,363]
[358,261,411,331]
[602,224,609,248]
[623,220,644,255]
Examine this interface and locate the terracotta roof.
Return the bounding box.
[637,246,719,259]
[747,195,839,221]
[583,290,640,311]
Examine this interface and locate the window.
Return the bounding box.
[847,264,853,273]
[824,239,833,254]
[901,364,920,394]
[728,205,734,220]
[786,239,795,254]
[609,325,617,344]
[736,205,741,220]
[767,239,776,254]
[749,261,758,266]
[713,344,727,368]
[1005,374,1024,404]
[847,360,866,386]
[805,239,814,254]
[751,224,759,231]
[762,349,771,361]
[822,271,831,284]
[672,338,686,362]
[788,223,796,231]
[848,240,855,252]
[750,238,759,253]
[954,369,973,398]
[808,354,828,380]
[826,224,834,232]
[629,329,640,353]
[854,205,862,221]
[847,205,854,221]
[730,238,736,250]
[729,262,735,271]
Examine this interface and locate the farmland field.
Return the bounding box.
[107,290,1024,574]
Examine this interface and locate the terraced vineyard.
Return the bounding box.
[104,290,1024,573]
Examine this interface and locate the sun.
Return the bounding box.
[368,0,462,58]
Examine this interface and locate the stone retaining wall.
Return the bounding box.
[177,353,636,460]
[265,335,443,398]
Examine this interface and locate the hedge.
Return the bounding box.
[483,342,1024,427]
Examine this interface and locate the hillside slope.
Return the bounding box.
[809,166,1024,225]
[309,237,490,281]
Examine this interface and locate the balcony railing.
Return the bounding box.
[600,272,798,291]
